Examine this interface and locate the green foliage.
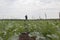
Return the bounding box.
[0,20,60,40]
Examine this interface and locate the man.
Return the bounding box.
[25,15,28,20]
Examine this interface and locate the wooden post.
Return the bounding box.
[45,13,47,19]
[59,12,60,19]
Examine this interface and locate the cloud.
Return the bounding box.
[0,0,60,19]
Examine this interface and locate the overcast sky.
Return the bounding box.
[0,0,60,19]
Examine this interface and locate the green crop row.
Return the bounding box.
[0,20,60,40]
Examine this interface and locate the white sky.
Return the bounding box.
[0,0,60,19]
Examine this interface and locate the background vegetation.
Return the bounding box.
[0,19,60,40]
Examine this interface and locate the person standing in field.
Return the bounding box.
[25,15,28,20]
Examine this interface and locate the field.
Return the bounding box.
[0,19,60,40]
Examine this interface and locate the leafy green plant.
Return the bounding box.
[0,20,60,40]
